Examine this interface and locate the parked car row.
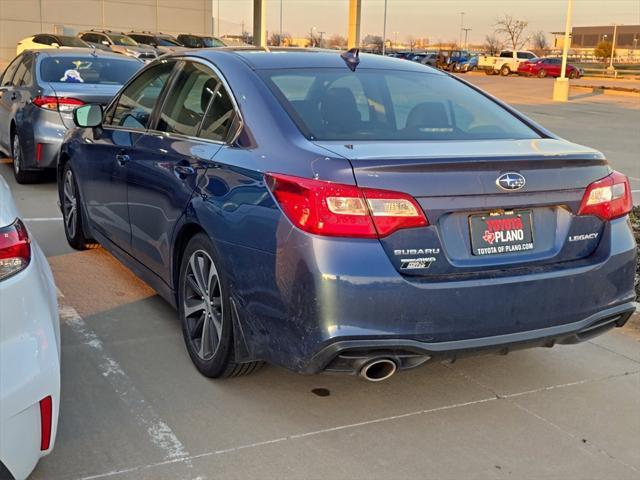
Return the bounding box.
[16,31,229,58]
[478,50,583,78]
[388,50,479,73]
[1,47,635,479]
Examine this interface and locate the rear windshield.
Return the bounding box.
[261,69,540,141]
[158,37,181,47]
[40,57,141,85]
[203,37,226,47]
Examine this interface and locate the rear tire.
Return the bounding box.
[568,70,577,79]
[12,132,40,184]
[178,233,263,378]
[60,162,99,250]
[500,65,511,76]
[538,69,548,78]
[484,69,495,76]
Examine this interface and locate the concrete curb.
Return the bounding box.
[571,85,640,97]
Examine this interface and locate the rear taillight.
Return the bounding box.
[0,219,31,281]
[33,95,84,113]
[39,396,53,451]
[266,173,428,238]
[578,171,632,221]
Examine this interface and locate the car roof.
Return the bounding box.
[187,48,446,73]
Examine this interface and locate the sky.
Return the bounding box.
[214,0,640,45]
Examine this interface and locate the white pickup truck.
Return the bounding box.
[478,50,537,76]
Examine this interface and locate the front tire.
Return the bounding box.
[568,70,577,79]
[538,69,548,78]
[500,65,511,76]
[178,233,262,378]
[12,132,39,184]
[60,162,99,250]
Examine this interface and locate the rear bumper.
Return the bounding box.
[303,302,636,374]
[227,215,636,374]
[17,110,66,170]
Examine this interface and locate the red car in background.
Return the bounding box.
[518,58,582,79]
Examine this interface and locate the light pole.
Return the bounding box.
[310,26,316,47]
[382,0,388,55]
[459,11,465,47]
[462,28,472,49]
[553,0,573,101]
[279,0,283,46]
[608,24,618,73]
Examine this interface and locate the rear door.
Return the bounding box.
[125,59,234,279]
[0,55,24,150]
[78,60,175,251]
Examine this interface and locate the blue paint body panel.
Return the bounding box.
[58,49,637,374]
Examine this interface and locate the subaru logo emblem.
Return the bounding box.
[496,172,526,191]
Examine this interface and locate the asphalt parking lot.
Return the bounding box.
[3,75,640,480]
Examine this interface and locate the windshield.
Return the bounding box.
[109,34,138,46]
[262,69,540,141]
[202,37,226,47]
[59,37,88,47]
[40,57,141,85]
[158,37,181,46]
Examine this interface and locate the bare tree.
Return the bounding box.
[327,34,347,49]
[406,35,417,51]
[531,30,549,56]
[483,34,503,55]
[363,34,384,51]
[268,32,291,46]
[494,15,529,50]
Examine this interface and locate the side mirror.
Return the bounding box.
[74,104,103,128]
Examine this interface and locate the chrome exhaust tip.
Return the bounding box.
[359,358,398,382]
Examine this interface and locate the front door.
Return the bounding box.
[0,54,24,152]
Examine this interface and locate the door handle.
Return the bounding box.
[174,165,196,178]
[116,152,130,166]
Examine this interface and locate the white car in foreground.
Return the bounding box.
[0,175,60,480]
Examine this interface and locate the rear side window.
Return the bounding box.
[517,52,534,59]
[1,56,23,86]
[199,83,235,142]
[40,57,141,84]
[105,61,174,130]
[262,69,540,141]
[156,62,215,137]
[499,51,512,58]
[13,55,33,86]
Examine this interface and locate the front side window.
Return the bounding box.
[105,61,174,130]
[500,51,512,58]
[263,69,540,141]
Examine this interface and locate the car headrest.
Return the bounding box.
[320,87,361,132]
[405,102,451,130]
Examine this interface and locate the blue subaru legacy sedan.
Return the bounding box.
[57,48,636,381]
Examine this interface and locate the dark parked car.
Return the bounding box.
[58,49,636,382]
[518,57,582,78]
[0,49,142,182]
[128,32,185,55]
[78,30,157,60]
[176,34,226,48]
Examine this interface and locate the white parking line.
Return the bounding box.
[23,217,63,222]
[58,293,205,479]
[74,369,640,480]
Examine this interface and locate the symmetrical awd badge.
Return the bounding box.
[496,172,526,191]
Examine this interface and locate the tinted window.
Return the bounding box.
[157,37,181,47]
[202,37,225,47]
[81,33,100,43]
[106,61,174,130]
[499,51,512,58]
[200,82,235,142]
[517,52,535,59]
[156,62,214,137]
[33,34,53,45]
[40,57,141,84]
[1,55,23,86]
[263,69,539,141]
[13,55,33,86]
[129,34,153,45]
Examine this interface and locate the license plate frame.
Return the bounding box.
[469,210,534,256]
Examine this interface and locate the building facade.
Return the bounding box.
[553,25,640,60]
[0,0,215,68]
